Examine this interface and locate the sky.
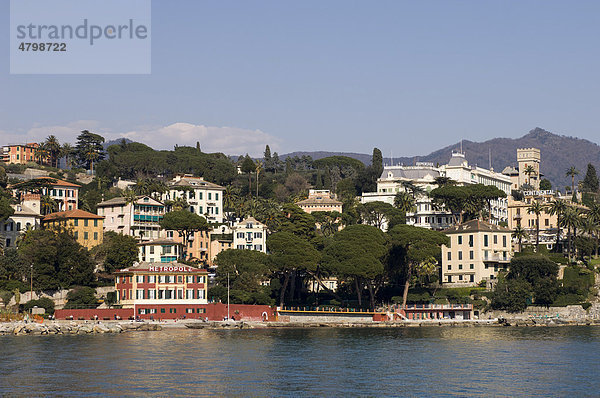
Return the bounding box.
[2,0,600,157]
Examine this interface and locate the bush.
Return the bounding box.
[64,287,99,309]
[552,293,586,307]
[23,297,55,314]
[582,302,592,310]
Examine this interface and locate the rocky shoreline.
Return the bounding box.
[0,321,162,336]
[4,317,600,336]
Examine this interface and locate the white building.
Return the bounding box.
[232,217,267,252]
[138,238,182,263]
[1,203,42,248]
[163,175,225,224]
[442,152,511,225]
[97,195,165,241]
[361,152,511,230]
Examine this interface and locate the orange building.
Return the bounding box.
[2,143,47,164]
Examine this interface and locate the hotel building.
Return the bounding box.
[441,219,513,287]
[296,190,343,214]
[114,262,209,318]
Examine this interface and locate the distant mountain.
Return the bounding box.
[285,128,600,189]
[103,138,133,150]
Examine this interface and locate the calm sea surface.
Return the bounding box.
[1,326,600,397]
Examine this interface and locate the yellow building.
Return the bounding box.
[42,209,104,249]
[441,219,513,287]
[297,190,343,214]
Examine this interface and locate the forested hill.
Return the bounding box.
[284,128,600,189]
[281,151,373,165]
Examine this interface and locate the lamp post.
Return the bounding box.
[30,263,33,303]
[227,272,230,321]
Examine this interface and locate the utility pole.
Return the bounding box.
[30,263,33,303]
[227,272,230,321]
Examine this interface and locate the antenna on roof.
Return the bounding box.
[460,139,463,154]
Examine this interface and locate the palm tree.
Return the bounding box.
[40,195,57,215]
[545,199,567,252]
[255,160,263,198]
[566,166,579,194]
[561,206,582,262]
[588,203,600,257]
[401,181,425,199]
[527,200,544,251]
[44,135,61,168]
[512,226,528,252]
[61,143,73,169]
[581,216,600,258]
[394,191,416,218]
[523,165,536,186]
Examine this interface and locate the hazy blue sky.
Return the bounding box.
[2,1,600,156]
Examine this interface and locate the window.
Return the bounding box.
[186,289,194,299]
[74,219,78,226]
[84,219,88,227]
[254,232,262,238]
[447,275,452,283]
[94,232,98,240]
[160,308,165,313]
[177,289,183,299]
[447,264,451,270]
[94,219,98,227]
[197,289,205,299]
[469,235,474,247]
[150,246,155,254]
[148,275,156,283]
[458,264,463,270]
[84,232,88,240]
[545,219,549,227]
[470,275,474,283]
[74,231,79,239]
[148,290,156,299]
[493,235,498,245]
[186,276,193,283]
[447,252,451,261]
[136,289,144,299]
[458,275,463,281]
[208,193,212,200]
[177,276,182,283]
[484,235,489,247]
[469,251,474,260]
[503,235,507,247]
[136,275,143,283]
[470,264,474,269]
[254,244,263,251]
[458,251,462,260]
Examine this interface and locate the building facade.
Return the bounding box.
[138,239,182,263]
[296,190,343,214]
[232,217,267,252]
[97,195,165,241]
[115,262,209,318]
[0,203,42,248]
[441,219,513,287]
[163,175,225,224]
[2,143,43,164]
[42,209,104,249]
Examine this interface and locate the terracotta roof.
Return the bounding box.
[442,219,512,234]
[115,261,208,274]
[37,177,81,187]
[296,196,342,206]
[42,209,103,221]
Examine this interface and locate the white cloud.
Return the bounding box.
[0,121,281,157]
[122,123,281,156]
